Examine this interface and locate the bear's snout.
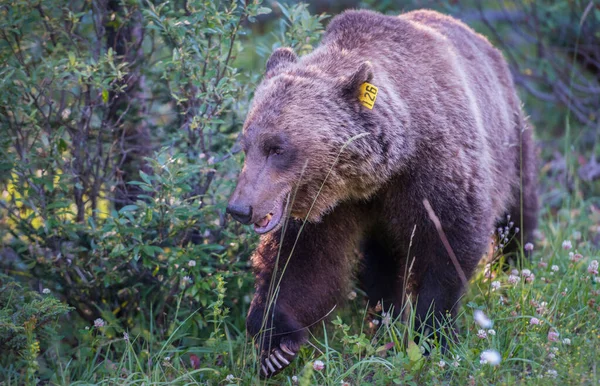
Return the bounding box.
[226,202,253,225]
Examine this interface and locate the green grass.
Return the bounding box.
[9,196,596,386]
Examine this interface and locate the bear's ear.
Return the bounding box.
[340,61,374,99]
[265,47,298,77]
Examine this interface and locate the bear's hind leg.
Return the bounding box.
[496,124,538,263]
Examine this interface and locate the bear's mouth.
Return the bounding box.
[253,200,285,234]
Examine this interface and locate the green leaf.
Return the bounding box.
[256,7,271,16]
[407,341,422,362]
[102,89,109,103]
[57,138,68,153]
[68,51,76,66]
[119,205,138,213]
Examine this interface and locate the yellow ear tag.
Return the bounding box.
[358,82,378,109]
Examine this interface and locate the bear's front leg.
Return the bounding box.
[246,205,362,378]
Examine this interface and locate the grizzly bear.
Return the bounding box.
[227,9,537,377]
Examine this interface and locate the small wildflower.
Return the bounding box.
[530,317,540,325]
[536,302,548,315]
[588,260,599,275]
[42,288,51,294]
[491,281,501,290]
[94,318,105,328]
[123,332,129,341]
[508,274,520,285]
[341,381,350,386]
[546,369,558,378]
[524,242,534,252]
[488,329,496,336]
[515,227,520,234]
[521,269,532,277]
[182,275,192,284]
[570,253,583,262]
[347,290,357,300]
[438,360,446,368]
[551,265,559,272]
[562,338,571,345]
[382,313,391,326]
[477,329,487,339]
[479,350,501,366]
[85,326,90,330]
[292,376,298,384]
[474,310,493,328]
[562,240,572,250]
[511,269,519,276]
[526,274,535,283]
[538,260,548,268]
[548,330,560,342]
[548,352,556,359]
[165,356,171,361]
[188,260,196,267]
[313,360,325,371]
[225,374,235,382]
[372,319,380,326]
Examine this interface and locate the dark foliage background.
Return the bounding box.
[0,0,598,384]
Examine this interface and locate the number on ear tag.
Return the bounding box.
[358,82,378,109]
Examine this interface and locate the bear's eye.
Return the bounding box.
[268,147,283,156]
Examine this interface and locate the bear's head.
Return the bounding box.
[227,47,378,234]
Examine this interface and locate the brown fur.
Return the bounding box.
[228,9,538,377]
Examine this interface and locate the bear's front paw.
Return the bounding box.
[259,335,301,378]
[247,303,307,378]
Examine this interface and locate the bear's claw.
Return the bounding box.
[260,345,297,378]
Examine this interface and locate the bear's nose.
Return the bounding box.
[226,203,253,225]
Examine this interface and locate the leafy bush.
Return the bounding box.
[0,0,328,383]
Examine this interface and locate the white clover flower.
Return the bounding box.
[438,360,446,368]
[182,275,192,284]
[474,310,493,328]
[123,332,129,341]
[570,253,583,262]
[347,290,357,300]
[488,329,496,336]
[477,329,487,339]
[551,265,559,272]
[188,260,196,267]
[588,260,599,275]
[524,242,534,252]
[42,288,51,294]
[562,338,571,345]
[479,350,501,366]
[546,369,558,378]
[225,374,235,382]
[525,274,535,283]
[521,269,532,277]
[508,274,520,285]
[562,240,572,250]
[94,318,105,328]
[382,313,391,326]
[164,356,171,361]
[530,317,540,325]
[292,376,298,384]
[491,281,501,290]
[511,269,519,276]
[313,360,325,371]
